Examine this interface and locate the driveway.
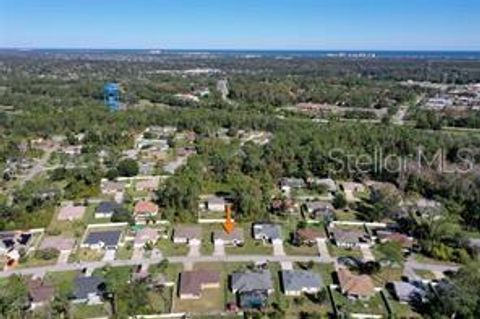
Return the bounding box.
[316,238,331,259]
[131,247,144,260]
[272,240,285,256]
[360,245,375,262]
[57,251,71,264]
[103,249,116,262]
[188,240,201,257]
[280,261,293,270]
[213,241,225,257]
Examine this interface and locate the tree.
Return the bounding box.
[0,275,28,319]
[333,192,347,209]
[117,159,139,177]
[421,262,480,318]
[111,206,134,225]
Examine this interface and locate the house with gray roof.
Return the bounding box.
[391,281,426,304]
[329,227,368,249]
[303,201,335,221]
[231,270,274,294]
[94,201,122,219]
[81,230,122,250]
[213,228,244,246]
[253,223,283,244]
[281,270,324,296]
[72,276,105,304]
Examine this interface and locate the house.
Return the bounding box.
[377,231,414,250]
[58,204,86,221]
[253,223,283,244]
[281,270,324,296]
[173,225,202,244]
[61,145,83,156]
[39,236,75,253]
[201,195,228,212]
[95,201,122,219]
[27,278,55,310]
[337,267,376,300]
[133,200,159,221]
[72,276,105,304]
[179,270,220,299]
[0,231,33,256]
[391,281,426,304]
[101,180,126,195]
[340,182,366,202]
[231,270,274,295]
[136,177,160,192]
[213,228,244,246]
[308,177,337,192]
[280,177,306,195]
[134,227,159,248]
[329,228,368,249]
[294,228,325,246]
[303,201,335,221]
[82,230,122,250]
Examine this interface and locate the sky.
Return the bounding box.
[0,0,479,51]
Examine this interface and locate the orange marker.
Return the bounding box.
[223,204,235,234]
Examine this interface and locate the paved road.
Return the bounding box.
[0,254,333,278]
[405,258,460,273]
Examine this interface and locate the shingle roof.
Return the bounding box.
[296,228,324,241]
[95,202,121,214]
[179,270,220,296]
[174,225,202,240]
[253,224,282,240]
[213,228,244,242]
[392,281,426,302]
[231,270,273,293]
[134,227,159,245]
[84,230,121,247]
[134,200,159,214]
[281,270,323,292]
[73,276,104,300]
[337,267,375,298]
[58,205,86,220]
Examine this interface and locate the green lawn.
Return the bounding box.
[331,289,388,315]
[116,243,134,260]
[69,248,104,262]
[156,238,189,256]
[327,243,363,258]
[71,304,110,319]
[44,270,78,294]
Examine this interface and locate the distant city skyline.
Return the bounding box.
[1,0,479,51]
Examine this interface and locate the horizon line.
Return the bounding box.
[1,47,480,53]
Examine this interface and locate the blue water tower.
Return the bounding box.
[103,83,121,111]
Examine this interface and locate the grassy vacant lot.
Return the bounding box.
[331,289,387,315]
[157,238,189,256]
[44,270,78,294]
